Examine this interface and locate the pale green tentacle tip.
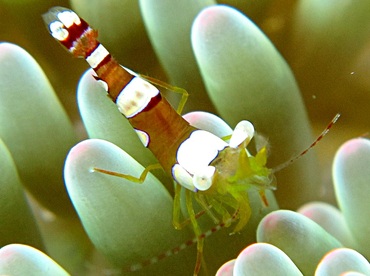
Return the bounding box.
[315,248,370,276]
[256,210,342,275]
[216,259,235,276]
[0,244,69,276]
[232,243,303,276]
[333,138,370,194]
[256,210,342,246]
[333,138,370,257]
[297,201,356,247]
[217,209,369,275]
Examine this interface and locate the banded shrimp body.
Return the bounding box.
[43,6,339,275]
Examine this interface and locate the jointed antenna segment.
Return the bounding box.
[272,113,340,173]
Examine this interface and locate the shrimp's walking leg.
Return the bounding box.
[93,163,163,183]
[139,74,189,114]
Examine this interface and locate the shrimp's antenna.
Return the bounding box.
[272,113,340,173]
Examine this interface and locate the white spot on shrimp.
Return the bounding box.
[116,77,159,118]
[172,164,196,191]
[49,21,69,41]
[48,10,81,41]
[57,10,81,28]
[229,120,254,148]
[86,44,109,68]
[175,130,227,190]
[134,129,150,147]
[193,166,215,191]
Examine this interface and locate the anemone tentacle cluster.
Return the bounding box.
[0,1,369,275]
